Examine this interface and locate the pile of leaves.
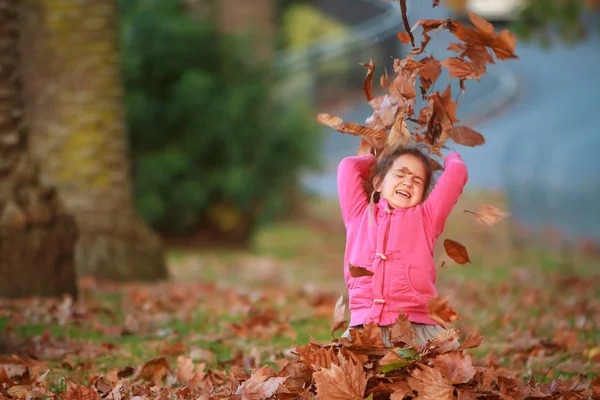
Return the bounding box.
[1,310,599,399]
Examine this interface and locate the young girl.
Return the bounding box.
[338,144,468,347]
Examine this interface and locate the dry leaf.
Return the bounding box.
[465,204,510,226]
[317,113,343,129]
[349,263,374,278]
[337,122,387,139]
[314,353,367,400]
[449,126,485,147]
[433,352,476,384]
[441,57,478,79]
[356,139,374,156]
[330,295,347,336]
[388,116,411,148]
[407,364,455,400]
[360,57,376,102]
[137,356,170,382]
[236,365,287,400]
[380,68,389,88]
[461,331,484,349]
[443,239,471,264]
[427,297,461,328]
[390,313,420,349]
[397,32,412,44]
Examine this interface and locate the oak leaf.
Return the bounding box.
[465,204,510,226]
[349,263,374,278]
[330,294,347,336]
[236,365,287,400]
[407,364,455,400]
[314,353,367,400]
[449,126,485,147]
[427,296,461,328]
[443,239,471,264]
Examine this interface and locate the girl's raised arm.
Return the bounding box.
[423,152,468,237]
[337,154,375,225]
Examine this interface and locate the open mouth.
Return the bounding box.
[395,190,411,199]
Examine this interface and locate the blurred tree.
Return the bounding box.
[19,0,168,281]
[510,0,600,47]
[120,0,320,246]
[0,0,78,298]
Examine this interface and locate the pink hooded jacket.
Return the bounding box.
[337,152,468,326]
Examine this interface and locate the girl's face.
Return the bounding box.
[376,154,427,209]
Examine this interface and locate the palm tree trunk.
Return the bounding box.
[19,0,167,281]
[0,0,77,298]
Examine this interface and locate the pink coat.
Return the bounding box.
[337,152,468,326]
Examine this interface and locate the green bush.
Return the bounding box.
[120,0,320,241]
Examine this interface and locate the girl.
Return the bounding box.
[338,144,468,347]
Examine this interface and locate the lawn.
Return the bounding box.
[1,192,599,398]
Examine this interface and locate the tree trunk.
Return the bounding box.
[0,0,77,298]
[19,0,167,281]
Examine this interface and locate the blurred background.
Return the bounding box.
[2,0,600,294]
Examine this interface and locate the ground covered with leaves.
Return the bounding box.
[0,194,599,399]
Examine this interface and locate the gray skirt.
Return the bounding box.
[341,323,450,348]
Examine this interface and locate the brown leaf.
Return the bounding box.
[390,313,420,349]
[236,365,287,400]
[337,122,387,140]
[443,238,471,264]
[449,126,485,147]
[390,382,414,400]
[330,295,347,336]
[397,32,412,44]
[462,331,484,349]
[441,57,477,80]
[314,353,367,400]
[427,296,461,328]
[428,157,443,172]
[360,57,376,102]
[468,12,494,35]
[407,364,455,400]
[349,263,374,278]
[356,139,374,157]
[419,56,442,82]
[159,341,187,356]
[388,116,411,148]
[465,204,510,226]
[137,356,170,382]
[317,113,343,129]
[176,356,205,386]
[380,68,389,88]
[296,343,337,369]
[428,328,460,353]
[399,0,415,47]
[432,352,476,384]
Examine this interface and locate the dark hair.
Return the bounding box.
[363,145,436,203]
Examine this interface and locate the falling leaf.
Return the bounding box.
[461,331,484,349]
[468,12,494,35]
[136,356,170,382]
[399,0,415,47]
[356,139,374,156]
[388,116,411,148]
[337,122,387,140]
[314,353,367,400]
[390,313,420,349]
[441,57,478,80]
[407,364,455,400]
[317,113,343,129]
[380,68,389,88]
[449,126,485,147]
[235,365,287,400]
[443,239,471,264]
[360,57,376,102]
[427,296,461,328]
[330,295,347,336]
[397,32,412,44]
[464,204,510,226]
[349,263,374,278]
